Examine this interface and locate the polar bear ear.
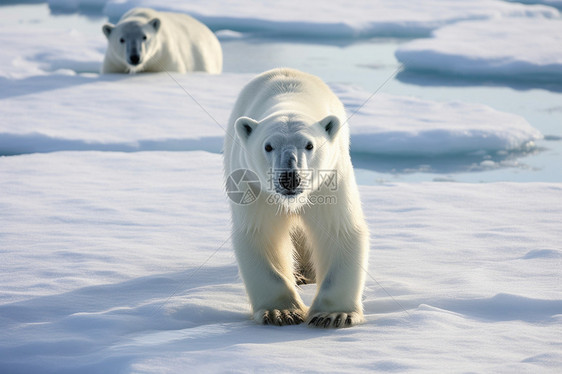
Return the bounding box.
[102,23,115,39]
[149,18,161,32]
[234,117,259,143]
[319,115,342,140]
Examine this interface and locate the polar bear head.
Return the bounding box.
[234,113,343,211]
[102,18,161,72]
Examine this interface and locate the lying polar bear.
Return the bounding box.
[224,68,370,328]
[101,8,222,74]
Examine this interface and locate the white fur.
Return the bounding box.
[101,8,222,74]
[224,68,369,328]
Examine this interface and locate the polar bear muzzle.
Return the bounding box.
[276,149,302,195]
[127,45,141,66]
[278,169,301,195]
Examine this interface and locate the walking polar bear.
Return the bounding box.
[224,68,370,328]
[101,8,222,74]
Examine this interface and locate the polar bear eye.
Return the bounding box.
[305,142,314,151]
[265,144,273,153]
[142,34,147,41]
[119,38,125,44]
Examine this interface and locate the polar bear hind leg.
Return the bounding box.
[291,227,316,285]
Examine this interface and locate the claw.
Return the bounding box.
[292,312,304,324]
[323,318,332,328]
[259,310,307,326]
[309,316,318,325]
[345,315,352,326]
[271,310,282,326]
[281,311,292,325]
[334,316,342,327]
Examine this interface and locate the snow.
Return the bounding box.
[45,0,560,38]
[0,26,105,79]
[396,18,562,81]
[0,73,542,157]
[334,84,542,156]
[0,151,560,373]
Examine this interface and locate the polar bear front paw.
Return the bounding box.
[255,309,306,326]
[307,312,363,328]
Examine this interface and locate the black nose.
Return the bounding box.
[279,170,301,192]
[129,55,140,65]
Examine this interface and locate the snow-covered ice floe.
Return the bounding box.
[0,26,105,79]
[396,18,562,82]
[47,0,560,38]
[334,84,542,156]
[0,74,542,156]
[0,73,239,155]
[0,151,560,372]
